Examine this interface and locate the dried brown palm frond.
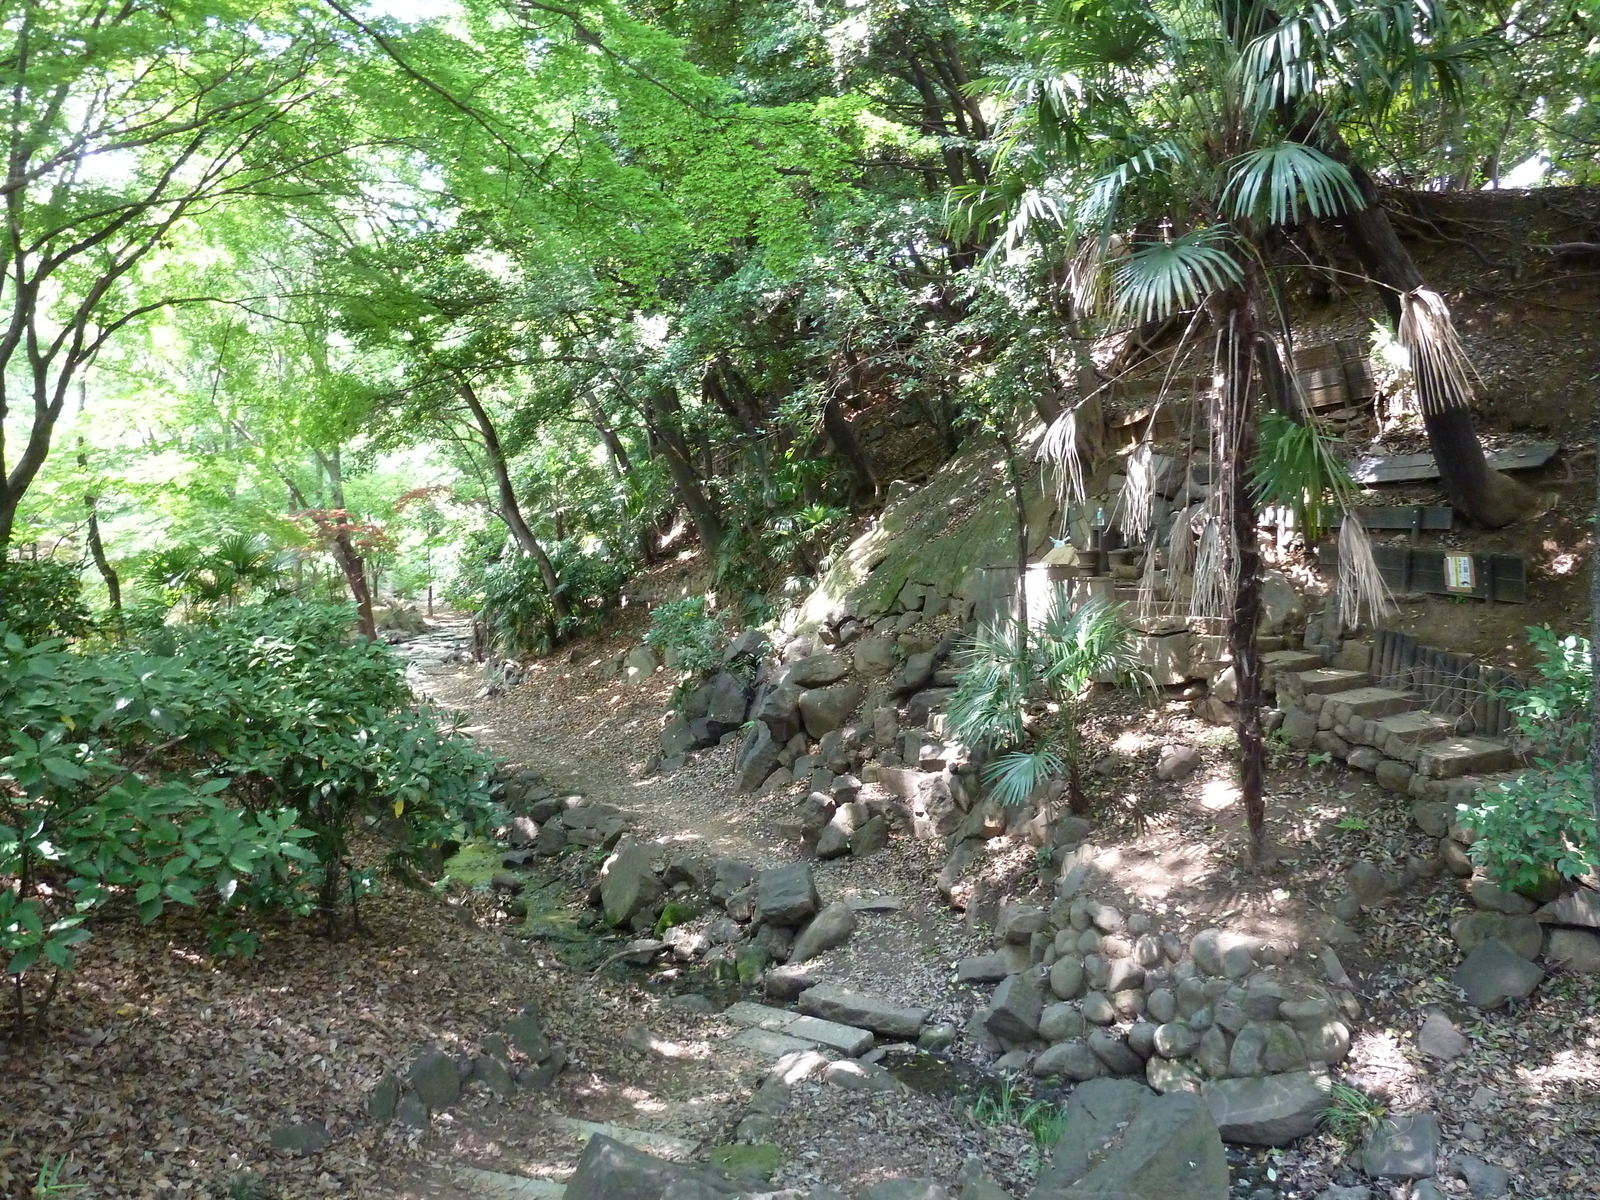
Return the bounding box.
[1117,442,1156,543]
[1039,403,1089,514]
[1397,288,1480,416]
[1189,508,1228,619]
[1335,513,1393,632]
[1066,232,1122,318]
[1165,503,1196,584]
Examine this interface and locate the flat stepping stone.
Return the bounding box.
[849,895,904,912]
[732,1027,822,1058]
[787,1014,875,1056]
[552,1118,697,1159]
[722,1001,796,1030]
[454,1168,566,1198]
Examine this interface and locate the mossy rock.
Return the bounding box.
[708,1143,782,1185]
[441,840,506,890]
[735,946,769,984]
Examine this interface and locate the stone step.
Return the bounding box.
[1296,668,1371,695]
[1371,711,1457,763]
[1417,737,1517,780]
[1321,686,1421,720]
[1408,769,1526,804]
[1262,650,1323,692]
[723,998,875,1056]
[454,1167,566,1198]
[552,1118,698,1159]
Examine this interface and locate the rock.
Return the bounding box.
[1537,885,1600,927]
[798,684,864,739]
[1298,1018,1351,1064]
[659,715,696,758]
[1359,1113,1440,1180]
[756,862,821,926]
[1196,1027,1230,1078]
[1318,1189,1372,1200]
[854,635,898,676]
[1411,800,1451,838]
[624,646,660,684]
[269,1121,331,1155]
[1441,839,1474,877]
[937,840,982,904]
[1346,861,1392,907]
[471,1053,517,1098]
[1450,910,1543,960]
[703,671,751,726]
[368,1074,401,1121]
[1146,1056,1202,1094]
[601,841,661,927]
[860,1181,949,1200]
[823,1059,901,1093]
[565,1134,740,1200]
[1153,1021,1199,1058]
[1080,991,1116,1025]
[1039,1002,1088,1043]
[814,804,860,859]
[789,902,857,963]
[1031,1078,1229,1199]
[1049,956,1086,1000]
[1034,1039,1102,1081]
[797,985,928,1039]
[1546,928,1600,973]
[986,972,1044,1041]
[998,903,1051,944]
[736,722,783,792]
[1469,877,1537,915]
[1453,1154,1510,1198]
[1454,939,1544,1008]
[504,1008,549,1060]
[1260,571,1303,632]
[959,950,1023,983]
[782,653,851,688]
[1088,1028,1143,1075]
[1416,1011,1467,1060]
[711,859,757,904]
[1201,1071,1330,1145]
[408,1045,461,1110]
[1155,745,1202,782]
[851,815,890,857]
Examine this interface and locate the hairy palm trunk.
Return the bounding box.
[1215,289,1268,858]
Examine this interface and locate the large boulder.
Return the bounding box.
[782,653,851,688]
[1201,1071,1330,1145]
[789,901,857,963]
[702,671,751,727]
[734,722,782,792]
[854,635,898,676]
[1453,938,1544,1009]
[659,715,695,758]
[799,684,865,739]
[986,971,1044,1042]
[623,646,660,685]
[1029,1078,1228,1199]
[755,862,821,926]
[565,1134,739,1200]
[600,841,661,927]
[751,682,804,743]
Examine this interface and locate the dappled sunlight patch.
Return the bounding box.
[1200,778,1240,811]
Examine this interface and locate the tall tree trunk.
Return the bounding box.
[646,388,725,554]
[1334,163,1534,527]
[458,382,569,628]
[75,397,120,612]
[1591,415,1600,860]
[1217,293,1268,860]
[822,392,879,504]
[317,450,377,642]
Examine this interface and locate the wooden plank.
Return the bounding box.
[1350,442,1558,484]
[1330,506,1453,532]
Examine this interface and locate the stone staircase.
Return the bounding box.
[1270,649,1525,805]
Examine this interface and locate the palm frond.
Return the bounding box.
[1076,139,1193,229]
[1251,411,1354,543]
[1116,442,1156,542]
[1397,288,1479,415]
[1336,513,1394,630]
[1035,594,1141,695]
[1189,508,1228,619]
[983,748,1066,809]
[947,620,1032,752]
[1111,227,1243,324]
[1039,403,1090,514]
[1221,142,1363,227]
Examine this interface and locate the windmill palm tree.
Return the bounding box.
[952,0,1396,859]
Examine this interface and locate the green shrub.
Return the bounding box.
[1458,626,1595,892]
[454,539,629,657]
[1,598,497,1036]
[644,596,727,676]
[0,559,92,643]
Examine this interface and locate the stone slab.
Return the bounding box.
[787,1014,875,1056]
[732,1027,821,1058]
[723,1002,798,1031]
[552,1118,698,1159]
[455,1168,567,1198]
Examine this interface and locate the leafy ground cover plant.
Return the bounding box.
[644,596,728,676]
[0,560,93,644]
[1,599,495,1037]
[1457,626,1595,893]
